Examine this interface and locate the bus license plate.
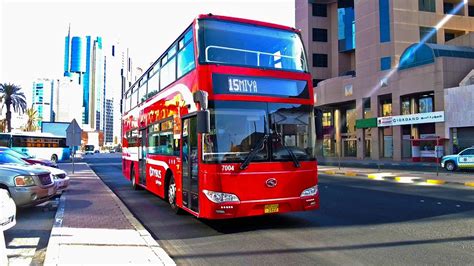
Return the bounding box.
[48,187,55,196]
[264,204,279,214]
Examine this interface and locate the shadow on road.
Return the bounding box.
[171,235,474,259]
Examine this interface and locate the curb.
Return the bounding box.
[44,192,66,265]
[44,164,175,266]
[319,170,473,188]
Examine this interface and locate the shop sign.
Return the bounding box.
[356,118,377,129]
[377,111,445,127]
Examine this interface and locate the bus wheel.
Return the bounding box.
[51,154,58,163]
[167,175,181,214]
[131,167,140,190]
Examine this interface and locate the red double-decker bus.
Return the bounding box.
[122,14,319,219]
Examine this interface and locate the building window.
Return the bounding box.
[379,0,391,43]
[419,97,433,113]
[322,112,332,127]
[445,32,456,42]
[363,98,372,118]
[379,97,392,117]
[419,0,436,12]
[313,53,328,68]
[313,79,324,87]
[313,28,328,42]
[380,57,391,71]
[312,3,327,17]
[443,2,455,14]
[420,27,437,44]
[401,98,411,115]
[469,5,474,17]
[338,7,356,51]
[112,45,115,56]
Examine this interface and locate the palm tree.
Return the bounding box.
[24,106,39,132]
[0,83,27,132]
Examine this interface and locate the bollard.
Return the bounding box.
[1,231,8,265]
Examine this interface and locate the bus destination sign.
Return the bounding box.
[213,74,308,99]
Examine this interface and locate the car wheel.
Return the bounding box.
[445,161,456,171]
[51,154,58,163]
[167,175,182,214]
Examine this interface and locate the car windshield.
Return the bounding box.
[199,19,308,72]
[5,149,29,159]
[203,101,315,163]
[0,152,28,165]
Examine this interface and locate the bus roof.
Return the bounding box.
[125,14,300,95]
[196,14,299,33]
[0,132,65,138]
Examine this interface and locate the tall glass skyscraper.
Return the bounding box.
[63,26,104,131]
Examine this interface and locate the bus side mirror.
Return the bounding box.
[197,110,210,134]
[193,90,209,110]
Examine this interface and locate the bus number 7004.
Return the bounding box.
[222,165,235,172]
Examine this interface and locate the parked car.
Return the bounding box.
[84,145,94,155]
[0,188,16,231]
[441,147,474,171]
[0,147,58,168]
[0,164,56,207]
[0,151,69,195]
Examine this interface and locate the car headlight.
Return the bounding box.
[300,185,318,197]
[203,190,240,203]
[15,175,36,187]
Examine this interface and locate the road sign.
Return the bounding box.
[66,119,82,174]
[66,119,82,147]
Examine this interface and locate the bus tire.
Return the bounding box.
[130,165,141,190]
[51,154,58,163]
[167,174,182,214]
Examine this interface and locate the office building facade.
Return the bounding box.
[32,79,54,127]
[296,0,474,161]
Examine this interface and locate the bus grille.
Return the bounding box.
[38,174,53,186]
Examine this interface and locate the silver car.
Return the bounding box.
[0,165,57,207]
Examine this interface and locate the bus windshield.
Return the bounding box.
[203,101,315,163]
[199,19,308,72]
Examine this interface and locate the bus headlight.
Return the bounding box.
[203,190,240,203]
[300,185,318,197]
[15,175,36,187]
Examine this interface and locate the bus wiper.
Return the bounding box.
[240,134,269,170]
[281,142,300,168]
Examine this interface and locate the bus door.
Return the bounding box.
[138,129,147,186]
[181,116,199,213]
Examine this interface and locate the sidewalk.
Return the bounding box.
[44,163,175,265]
[318,165,474,188]
[318,157,438,170]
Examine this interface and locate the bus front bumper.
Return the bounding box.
[199,194,319,219]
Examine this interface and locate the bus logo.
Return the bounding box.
[265,178,277,188]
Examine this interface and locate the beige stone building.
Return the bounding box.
[296,0,474,161]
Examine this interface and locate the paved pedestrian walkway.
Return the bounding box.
[319,157,438,169]
[318,165,474,188]
[44,163,175,265]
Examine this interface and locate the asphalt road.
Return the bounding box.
[86,156,474,265]
[4,199,58,264]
